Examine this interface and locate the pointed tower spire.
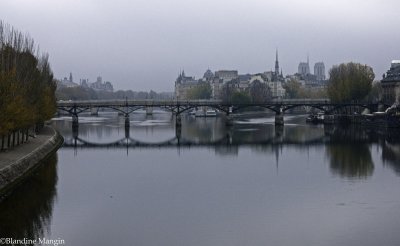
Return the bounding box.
[275,48,280,75]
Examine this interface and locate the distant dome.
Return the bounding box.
[203,69,214,79]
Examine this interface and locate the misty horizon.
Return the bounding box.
[1,0,399,91]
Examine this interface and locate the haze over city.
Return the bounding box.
[1,0,399,91]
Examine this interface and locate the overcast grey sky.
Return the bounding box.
[1,0,399,91]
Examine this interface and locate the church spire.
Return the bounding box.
[275,49,279,75]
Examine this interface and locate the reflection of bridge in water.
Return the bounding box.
[61,124,400,150]
[62,134,332,149]
[60,121,400,176]
[62,125,387,149]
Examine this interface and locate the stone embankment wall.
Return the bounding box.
[0,127,63,197]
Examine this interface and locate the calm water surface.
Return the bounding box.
[1,111,400,246]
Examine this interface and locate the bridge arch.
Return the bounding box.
[57,106,90,116]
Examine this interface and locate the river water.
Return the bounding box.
[1,111,400,246]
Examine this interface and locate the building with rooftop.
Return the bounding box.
[381,60,400,104]
[214,70,238,82]
[174,70,199,99]
[298,57,310,76]
[314,62,326,81]
[174,51,286,100]
[57,72,79,88]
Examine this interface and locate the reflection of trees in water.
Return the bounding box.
[325,125,375,179]
[324,124,373,142]
[324,126,400,179]
[0,154,58,239]
[327,144,374,179]
[382,141,400,175]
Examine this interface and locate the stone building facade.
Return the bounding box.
[381,60,400,104]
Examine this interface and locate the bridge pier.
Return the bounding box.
[176,114,182,127]
[125,124,130,138]
[146,107,153,115]
[275,113,284,125]
[175,124,182,140]
[72,125,79,139]
[72,115,79,129]
[225,114,233,126]
[124,114,130,128]
[275,124,284,139]
[72,125,79,149]
[175,116,182,146]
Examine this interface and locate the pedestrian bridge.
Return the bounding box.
[57,98,332,114]
[56,98,387,127]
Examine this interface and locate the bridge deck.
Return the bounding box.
[57,99,331,107]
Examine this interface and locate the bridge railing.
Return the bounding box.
[57,99,224,107]
[271,98,330,103]
[57,98,331,107]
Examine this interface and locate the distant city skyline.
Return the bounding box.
[1,0,399,91]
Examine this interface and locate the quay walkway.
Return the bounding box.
[0,126,63,197]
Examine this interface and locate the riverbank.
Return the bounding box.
[0,126,64,198]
